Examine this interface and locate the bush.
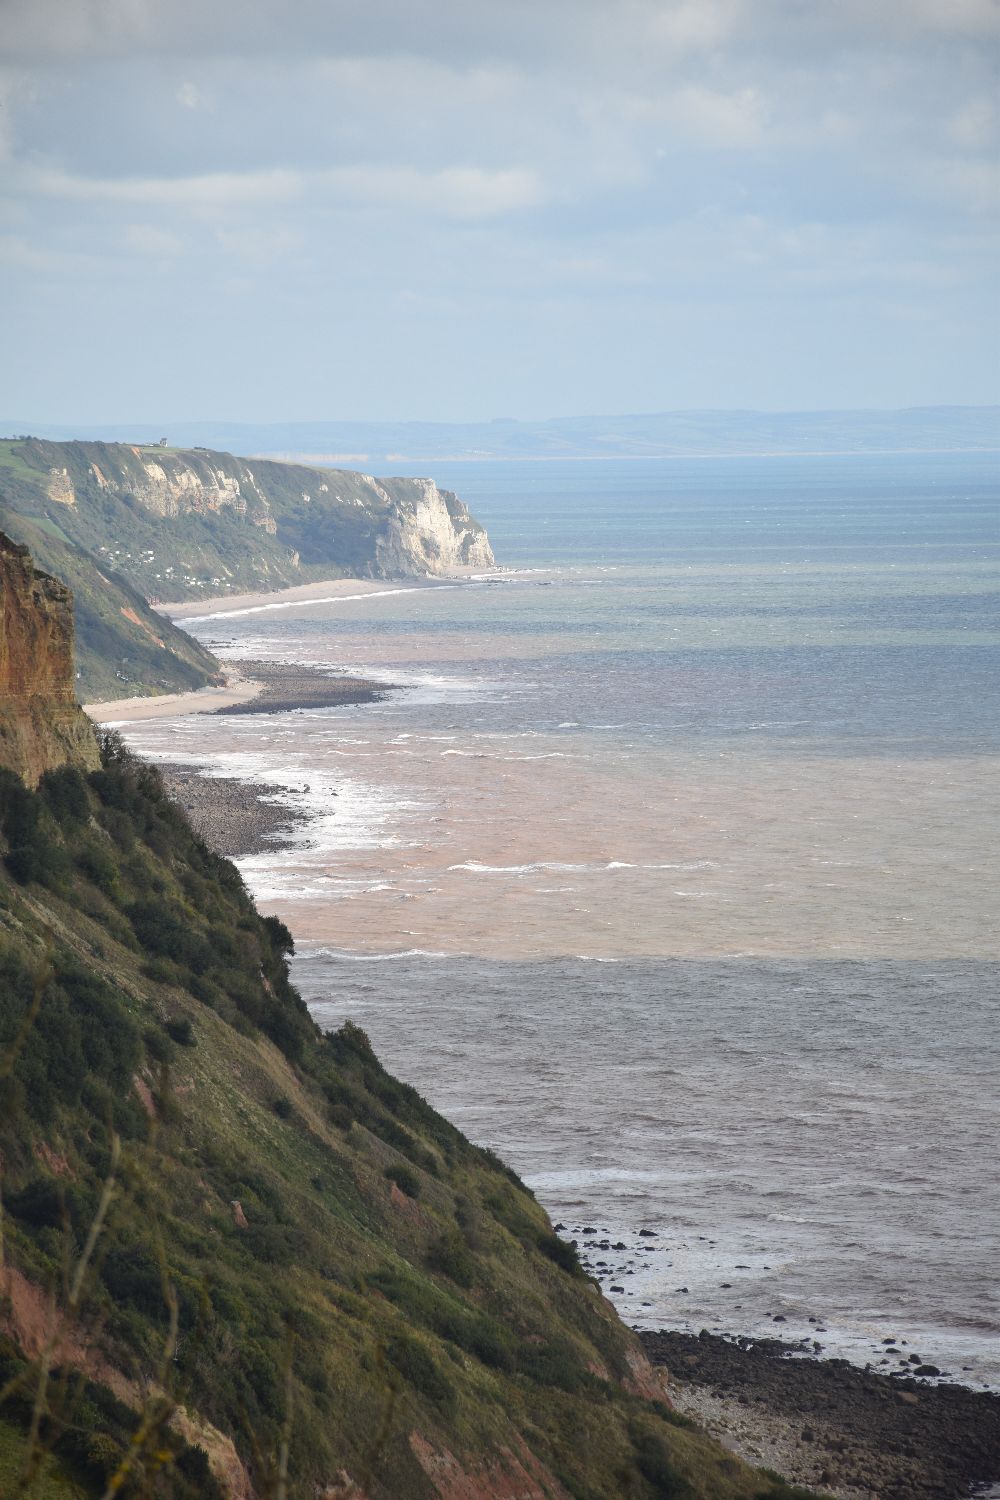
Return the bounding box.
[5,839,70,889]
[630,1429,696,1496]
[141,957,177,984]
[165,1017,196,1047]
[537,1230,585,1278]
[76,840,121,898]
[262,914,294,956]
[426,1231,475,1288]
[384,1164,420,1199]
[0,771,38,844]
[143,1026,175,1064]
[39,765,90,822]
[385,1333,453,1404]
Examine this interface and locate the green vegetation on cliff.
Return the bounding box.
[0,435,493,701]
[0,437,492,601]
[0,501,219,703]
[0,738,811,1499]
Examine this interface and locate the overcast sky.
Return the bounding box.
[1,0,998,423]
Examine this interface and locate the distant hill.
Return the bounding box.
[5,406,997,462]
[0,437,494,699]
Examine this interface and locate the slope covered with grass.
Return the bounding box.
[0,737,817,1499]
[0,484,219,702]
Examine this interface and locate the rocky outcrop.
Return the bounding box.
[374,476,495,574]
[0,531,100,784]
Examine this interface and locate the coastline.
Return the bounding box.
[84,669,263,723]
[641,1329,1000,1500]
[95,553,1000,1500]
[158,570,481,622]
[137,718,1000,1500]
[84,657,396,727]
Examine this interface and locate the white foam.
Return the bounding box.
[180,584,459,622]
[300,947,452,962]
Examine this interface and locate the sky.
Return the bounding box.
[1,0,998,423]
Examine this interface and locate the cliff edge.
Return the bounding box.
[0,530,100,784]
[1,438,494,606]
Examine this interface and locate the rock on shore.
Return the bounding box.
[641,1328,1000,1500]
[212,658,393,716]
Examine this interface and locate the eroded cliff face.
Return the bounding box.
[374,476,495,574]
[0,532,100,785]
[10,438,494,591]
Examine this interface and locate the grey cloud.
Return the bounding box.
[0,0,996,419]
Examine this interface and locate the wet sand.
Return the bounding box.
[641,1329,1000,1500]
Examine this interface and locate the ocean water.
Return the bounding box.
[118,453,1000,1385]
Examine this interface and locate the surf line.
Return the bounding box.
[182,583,464,623]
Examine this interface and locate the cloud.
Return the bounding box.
[948,98,998,152]
[25,164,302,207]
[214,224,299,267]
[643,0,745,54]
[124,223,184,256]
[0,0,996,416]
[661,84,769,149]
[327,164,543,217]
[21,162,544,219]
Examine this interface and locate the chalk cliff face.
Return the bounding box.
[374,476,495,573]
[0,531,100,784]
[6,439,494,601]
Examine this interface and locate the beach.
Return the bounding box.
[84,668,263,722]
[641,1330,1000,1500]
[85,648,395,728]
[159,572,472,622]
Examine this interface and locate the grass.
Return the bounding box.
[0,737,808,1500]
[0,1420,92,1497]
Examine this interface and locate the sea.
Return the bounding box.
[114,452,1000,1388]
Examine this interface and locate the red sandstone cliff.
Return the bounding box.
[0,531,100,785]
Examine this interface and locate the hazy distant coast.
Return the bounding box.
[12,405,998,466]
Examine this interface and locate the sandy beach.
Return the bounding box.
[84,572,422,722]
[84,669,263,723]
[159,572,474,622]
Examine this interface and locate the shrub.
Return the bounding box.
[143,1026,175,1064]
[242,1223,307,1267]
[6,1178,68,1229]
[262,914,294,956]
[141,957,177,984]
[76,840,121,898]
[385,1333,453,1404]
[426,1231,475,1288]
[165,1017,195,1048]
[516,1335,588,1393]
[39,765,90,822]
[0,771,38,844]
[384,1164,420,1199]
[630,1429,696,1497]
[537,1230,585,1278]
